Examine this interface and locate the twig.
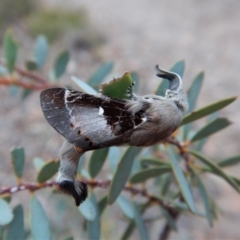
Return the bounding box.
[0,77,54,90]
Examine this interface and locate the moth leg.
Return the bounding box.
[56,140,88,206]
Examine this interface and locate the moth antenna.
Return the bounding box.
[56,140,88,206]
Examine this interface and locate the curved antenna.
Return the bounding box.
[155,65,182,91]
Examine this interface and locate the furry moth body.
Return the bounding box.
[40,66,188,206]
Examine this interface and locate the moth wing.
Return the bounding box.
[40,88,145,150]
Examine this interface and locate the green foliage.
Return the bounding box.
[0,30,240,240]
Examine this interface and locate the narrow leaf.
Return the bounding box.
[141,158,170,168]
[34,35,48,69]
[133,202,149,240]
[108,147,140,204]
[160,207,177,230]
[88,61,114,88]
[130,166,172,184]
[181,96,237,125]
[159,174,172,196]
[98,195,108,216]
[25,60,38,71]
[190,118,231,142]
[191,168,213,227]
[79,197,96,221]
[31,196,51,240]
[0,199,13,225]
[71,76,98,95]
[6,205,25,240]
[218,155,240,167]
[189,150,239,192]
[117,195,134,219]
[33,157,45,171]
[187,72,204,112]
[87,194,100,240]
[89,148,109,178]
[168,148,195,213]
[37,160,59,183]
[108,147,121,173]
[156,60,185,96]
[10,147,25,179]
[53,50,70,79]
[4,30,18,73]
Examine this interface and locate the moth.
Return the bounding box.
[40,65,188,206]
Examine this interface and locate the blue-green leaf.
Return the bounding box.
[156,60,185,96]
[190,118,231,142]
[5,205,25,240]
[71,76,98,94]
[141,158,169,168]
[89,148,109,178]
[0,199,13,225]
[30,196,51,240]
[108,147,141,204]
[191,167,213,227]
[108,147,121,173]
[87,194,100,240]
[160,207,177,230]
[25,60,38,71]
[187,72,204,112]
[34,35,48,69]
[4,30,18,73]
[79,197,96,221]
[37,160,60,183]
[33,157,45,171]
[168,148,195,213]
[189,150,239,192]
[133,202,149,240]
[218,155,240,167]
[181,96,237,125]
[88,62,114,89]
[98,195,108,216]
[53,50,70,79]
[130,166,172,184]
[10,147,25,179]
[117,195,134,219]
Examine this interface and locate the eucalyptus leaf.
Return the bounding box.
[133,202,149,240]
[117,195,134,219]
[87,194,100,240]
[10,147,25,179]
[141,158,170,168]
[33,157,45,171]
[168,148,195,213]
[30,196,51,240]
[89,148,109,178]
[53,50,69,79]
[5,205,25,240]
[4,30,18,73]
[37,160,59,183]
[190,118,231,142]
[71,76,98,95]
[88,61,114,88]
[181,96,237,125]
[25,60,38,71]
[189,150,239,192]
[187,72,204,112]
[108,147,141,204]
[130,166,172,184]
[191,167,213,227]
[98,195,108,216]
[160,206,177,231]
[79,197,96,221]
[218,155,240,167]
[34,35,48,69]
[0,199,13,225]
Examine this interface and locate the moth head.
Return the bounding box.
[155,65,188,112]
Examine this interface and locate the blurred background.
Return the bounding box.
[0,0,240,239]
